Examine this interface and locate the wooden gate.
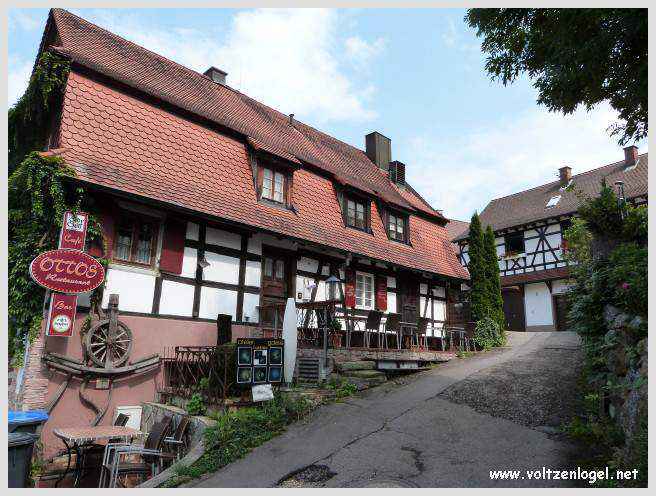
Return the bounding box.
[502,286,526,331]
[553,294,570,332]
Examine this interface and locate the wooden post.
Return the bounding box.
[217,314,232,346]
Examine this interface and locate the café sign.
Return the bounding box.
[29,249,105,293]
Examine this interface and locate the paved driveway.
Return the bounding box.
[192,331,582,488]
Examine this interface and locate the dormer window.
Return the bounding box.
[387,211,409,243]
[546,195,561,208]
[343,195,370,231]
[257,165,290,206]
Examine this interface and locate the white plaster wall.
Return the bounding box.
[159,280,195,317]
[186,222,199,241]
[180,247,197,278]
[525,237,540,253]
[198,286,237,320]
[386,276,396,289]
[524,282,554,326]
[77,291,91,308]
[244,260,261,287]
[247,236,262,255]
[546,223,560,233]
[258,234,297,251]
[206,227,242,250]
[297,257,319,273]
[387,292,397,312]
[202,252,240,284]
[420,283,428,295]
[419,297,429,317]
[102,266,156,313]
[432,286,446,298]
[242,293,260,323]
[433,299,446,321]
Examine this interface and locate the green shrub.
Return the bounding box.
[607,244,647,319]
[473,317,503,350]
[186,393,206,416]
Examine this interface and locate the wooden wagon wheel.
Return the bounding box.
[85,319,133,368]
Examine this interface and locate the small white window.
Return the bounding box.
[355,272,374,310]
[546,195,561,208]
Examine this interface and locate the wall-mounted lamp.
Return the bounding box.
[198,255,210,269]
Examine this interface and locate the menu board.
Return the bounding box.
[236,338,284,385]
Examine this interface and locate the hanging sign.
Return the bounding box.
[29,249,105,293]
[59,211,89,250]
[45,293,78,337]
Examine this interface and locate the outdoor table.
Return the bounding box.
[53,425,142,487]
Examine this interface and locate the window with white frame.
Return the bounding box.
[260,167,286,204]
[355,272,374,309]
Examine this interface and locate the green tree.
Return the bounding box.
[465,9,647,144]
[484,225,505,333]
[467,213,489,322]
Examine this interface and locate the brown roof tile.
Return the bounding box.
[55,70,468,280]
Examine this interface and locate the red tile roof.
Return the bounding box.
[55,68,468,280]
[445,219,469,241]
[455,153,648,241]
[46,8,442,219]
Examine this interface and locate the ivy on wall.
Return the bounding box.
[8,51,70,175]
[8,50,107,364]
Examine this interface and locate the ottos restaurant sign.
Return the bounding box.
[29,249,105,293]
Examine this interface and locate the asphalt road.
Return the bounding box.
[192,331,582,488]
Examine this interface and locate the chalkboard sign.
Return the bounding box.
[236,338,284,385]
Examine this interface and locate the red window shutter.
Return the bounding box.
[88,209,115,258]
[344,269,356,308]
[375,275,387,311]
[159,219,186,274]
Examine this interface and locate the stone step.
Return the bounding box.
[343,375,387,390]
[340,369,387,379]
[335,360,377,371]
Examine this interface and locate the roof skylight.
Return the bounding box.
[546,195,561,208]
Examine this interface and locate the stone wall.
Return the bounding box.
[602,305,648,469]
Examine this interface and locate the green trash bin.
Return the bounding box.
[8,432,37,488]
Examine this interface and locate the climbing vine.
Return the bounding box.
[8,51,70,174]
[7,50,108,364]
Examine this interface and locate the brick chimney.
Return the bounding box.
[624,145,638,167]
[388,161,406,185]
[365,131,391,171]
[559,166,572,186]
[203,66,227,85]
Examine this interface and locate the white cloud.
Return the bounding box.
[76,8,380,123]
[8,57,33,106]
[441,17,480,53]
[344,36,386,71]
[403,102,648,221]
[9,9,42,32]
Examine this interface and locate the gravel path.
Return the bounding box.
[439,332,583,432]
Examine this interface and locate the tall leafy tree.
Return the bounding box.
[467,213,489,322]
[465,9,647,144]
[484,225,505,332]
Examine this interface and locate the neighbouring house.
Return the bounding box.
[445,219,469,247]
[454,147,648,332]
[15,9,469,460]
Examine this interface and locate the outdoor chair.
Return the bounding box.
[78,413,132,478]
[364,310,383,348]
[163,416,192,461]
[100,415,174,488]
[416,317,430,350]
[384,312,402,350]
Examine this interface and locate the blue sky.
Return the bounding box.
[8,8,646,221]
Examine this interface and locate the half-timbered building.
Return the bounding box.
[455,147,648,332]
[17,9,469,460]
